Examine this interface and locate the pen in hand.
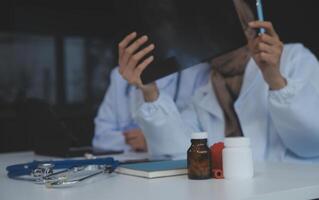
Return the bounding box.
[256,0,266,34]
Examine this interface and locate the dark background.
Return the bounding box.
[0,0,318,153]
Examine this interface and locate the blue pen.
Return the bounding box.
[256,0,266,34]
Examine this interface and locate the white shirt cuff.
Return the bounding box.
[269,78,303,104]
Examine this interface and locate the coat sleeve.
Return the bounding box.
[92,68,131,152]
[269,44,319,158]
[134,92,201,157]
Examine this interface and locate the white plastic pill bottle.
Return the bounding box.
[222,137,254,180]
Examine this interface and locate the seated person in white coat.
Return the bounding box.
[117,0,319,162]
[92,65,209,152]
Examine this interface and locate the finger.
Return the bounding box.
[256,52,274,64]
[129,141,145,151]
[125,134,139,141]
[127,43,155,70]
[118,32,137,59]
[249,21,278,37]
[250,38,262,54]
[127,138,140,147]
[133,56,154,79]
[125,136,138,144]
[259,34,279,46]
[122,35,149,66]
[256,42,273,54]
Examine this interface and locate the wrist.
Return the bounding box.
[140,83,159,102]
[260,67,286,90]
[265,74,287,90]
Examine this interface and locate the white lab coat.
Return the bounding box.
[135,44,319,163]
[93,64,210,152]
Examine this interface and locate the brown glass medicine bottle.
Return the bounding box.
[187,132,211,180]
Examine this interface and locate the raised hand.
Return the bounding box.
[248,21,286,90]
[118,32,159,101]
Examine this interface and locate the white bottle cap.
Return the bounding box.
[191,132,208,140]
[224,137,250,147]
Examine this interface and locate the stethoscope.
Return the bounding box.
[6,157,119,188]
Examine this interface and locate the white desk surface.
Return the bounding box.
[1,151,319,200]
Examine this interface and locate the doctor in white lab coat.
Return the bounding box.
[117,0,319,163]
[92,64,209,152]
